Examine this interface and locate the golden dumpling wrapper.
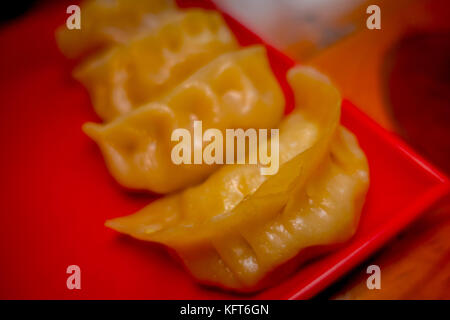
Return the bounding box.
[106,66,370,291]
[74,9,238,122]
[84,46,285,194]
[56,0,177,59]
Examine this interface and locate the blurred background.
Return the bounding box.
[1,0,449,299]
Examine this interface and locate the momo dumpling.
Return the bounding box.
[105,66,369,291]
[74,9,238,122]
[83,46,285,194]
[56,0,177,59]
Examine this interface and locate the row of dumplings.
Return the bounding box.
[57,0,369,292]
[58,0,284,194]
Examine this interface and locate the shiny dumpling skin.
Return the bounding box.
[56,0,177,59]
[83,46,285,194]
[178,126,368,290]
[105,66,369,291]
[73,9,237,122]
[74,9,238,122]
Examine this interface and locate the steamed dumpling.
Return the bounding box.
[105,66,369,291]
[83,46,285,194]
[56,0,177,59]
[74,9,238,122]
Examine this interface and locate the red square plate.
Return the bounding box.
[0,0,448,299]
